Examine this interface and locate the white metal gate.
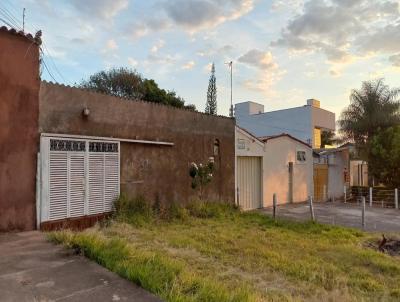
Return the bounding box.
[39,136,120,224]
[237,156,262,210]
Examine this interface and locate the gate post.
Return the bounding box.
[309,196,315,222]
[362,196,366,229]
[273,193,277,221]
[369,187,373,207]
[395,188,398,210]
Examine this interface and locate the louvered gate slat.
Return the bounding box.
[88,153,105,215]
[41,137,120,224]
[105,153,119,212]
[49,152,68,220]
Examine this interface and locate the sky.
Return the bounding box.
[1,0,400,117]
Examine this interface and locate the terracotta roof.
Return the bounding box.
[0,26,42,45]
[259,133,312,148]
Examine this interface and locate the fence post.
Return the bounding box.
[273,193,277,221]
[344,186,347,203]
[323,185,327,202]
[369,187,373,207]
[395,188,398,210]
[362,196,366,229]
[309,196,315,222]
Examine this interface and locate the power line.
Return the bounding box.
[41,56,58,83]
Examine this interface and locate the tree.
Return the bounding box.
[79,67,189,109]
[321,130,337,148]
[205,63,217,115]
[189,159,215,200]
[369,126,400,187]
[338,79,400,156]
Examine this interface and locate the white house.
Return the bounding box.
[235,127,313,210]
[235,99,335,149]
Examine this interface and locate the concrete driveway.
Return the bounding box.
[261,202,400,232]
[0,231,162,302]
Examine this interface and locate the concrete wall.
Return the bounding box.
[0,28,40,231]
[235,128,313,207]
[327,150,349,199]
[39,82,235,205]
[263,137,313,206]
[235,101,336,148]
[235,102,313,145]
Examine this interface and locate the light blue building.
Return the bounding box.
[235,99,335,149]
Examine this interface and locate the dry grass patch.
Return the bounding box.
[49,198,400,302]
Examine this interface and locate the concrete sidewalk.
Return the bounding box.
[0,231,162,302]
[261,202,400,232]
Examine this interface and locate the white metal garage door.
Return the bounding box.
[237,156,262,210]
[38,136,120,224]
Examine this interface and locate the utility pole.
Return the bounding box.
[225,61,233,117]
[22,8,25,32]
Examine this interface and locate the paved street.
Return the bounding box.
[261,202,400,232]
[0,231,162,302]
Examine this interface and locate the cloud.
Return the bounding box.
[238,49,285,94]
[272,0,400,66]
[70,0,128,19]
[182,60,196,70]
[389,54,400,67]
[128,0,254,39]
[151,39,166,53]
[128,57,138,67]
[238,49,278,70]
[163,0,254,31]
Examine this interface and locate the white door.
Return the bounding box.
[39,137,120,224]
[237,156,262,210]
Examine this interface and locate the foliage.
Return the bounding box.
[205,63,217,115]
[50,207,400,301]
[79,67,195,110]
[189,159,215,200]
[338,79,400,153]
[338,79,400,185]
[321,130,337,148]
[369,126,400,187]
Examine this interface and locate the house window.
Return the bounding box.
[297,150,306,163]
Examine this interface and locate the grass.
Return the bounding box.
[49,196,400,302]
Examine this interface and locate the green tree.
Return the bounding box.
[321,130,337,148]
[338,79,400,157]
[370,126,400,187]
[79,67,190,109]
[205,63,217,114]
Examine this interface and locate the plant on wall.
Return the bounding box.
[189,158,215,200]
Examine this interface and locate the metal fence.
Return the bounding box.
[344,186,399,209]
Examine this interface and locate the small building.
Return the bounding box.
[235,99,335,149]
[0,26,235,231]
[314,144,368,201]
[235,127,313,210]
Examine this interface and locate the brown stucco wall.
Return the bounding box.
[0,28,40,231]
[39,82,235,205]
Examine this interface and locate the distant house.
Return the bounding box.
[235,99,335,149]
[235,127,313,210]
[314,144,368,201]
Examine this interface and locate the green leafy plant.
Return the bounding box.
[189,158,215,200]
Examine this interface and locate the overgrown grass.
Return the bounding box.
[49,196,400,302]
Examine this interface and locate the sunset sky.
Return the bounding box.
[3,0,400,117]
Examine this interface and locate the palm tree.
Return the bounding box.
[338,79,400,149]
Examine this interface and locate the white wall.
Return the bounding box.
[326,151,349,199]
[263,136,313,206]
[235,128,313,208]
[235,102,313,145]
